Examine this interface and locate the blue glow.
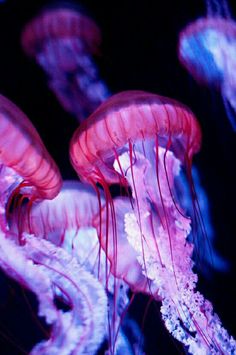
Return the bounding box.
[180,32,223,85]
[178,166,228,275]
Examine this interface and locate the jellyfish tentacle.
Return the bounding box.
[0,232,58,326]
[222,84,236,131]
[23,235,108,355]
[120,146,236,354]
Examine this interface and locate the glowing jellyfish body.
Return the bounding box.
[13,181,115,289]
[12,180,141,354]
[178,15,236,131]
[0,93,62,231]
[21,6,109,122]
[70,91,236,354]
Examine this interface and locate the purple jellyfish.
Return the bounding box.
[21,5,109,122]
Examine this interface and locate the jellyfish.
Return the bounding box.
[70,90,236,354]
[21,4,109,122]
[11,180,143,354]
[0,94,108,354]
[178,0,236,130]
[0,93,62,232]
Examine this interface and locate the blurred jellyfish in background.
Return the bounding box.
[21,2,110,122]
[178,0,236,131]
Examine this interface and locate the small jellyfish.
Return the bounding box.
[21,4,109,122]
[178,0,236,130]
[70,90,236,354]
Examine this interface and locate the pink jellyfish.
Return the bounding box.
[0,93,62,231]
[12,180,119,291]
[0,94,107,354]
[21,5,109,122]
[70,90,236,354]
[11,180,142,354]
[178,0,236,130]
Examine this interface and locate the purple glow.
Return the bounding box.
[21,7,110,122]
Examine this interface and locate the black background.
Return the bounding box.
[0,0,235,354]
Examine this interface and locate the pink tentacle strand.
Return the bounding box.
[24,235,107,355]
[121,147,236,354]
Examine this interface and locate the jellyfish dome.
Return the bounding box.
[21,5,109,122]
[178,7,236,130]
[70,90,201,184]
[0,93,62,233]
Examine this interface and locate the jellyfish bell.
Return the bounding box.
[0,93,62,232]
[70,90,201,185]
[70,90,236,354]
[21,4,109,122]
[178,0,236,131]
[12,180,109,283]
[21,6,101,65]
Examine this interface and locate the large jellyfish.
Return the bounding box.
[70,90,236,354]
[178,0,236,130]
[0,94,108,354]
[21,4,109,122]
